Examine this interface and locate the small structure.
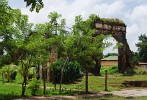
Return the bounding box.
[123,80,147,87]
[139,63,147,69]
[101,56,118,66]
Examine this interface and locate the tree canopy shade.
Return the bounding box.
[24,0,44,12]
[136,34,147,62]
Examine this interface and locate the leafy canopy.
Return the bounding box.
[136,34,147,62]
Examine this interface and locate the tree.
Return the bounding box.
[104,53,118,58]
[24,0,44,12]
[70,14,108,92]
[0,1,24,66]
[33,11,67,94]
[136,34,147,62]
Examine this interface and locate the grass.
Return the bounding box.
[0,83,31,100]
[47,74,147,92]
[0,66,147,99]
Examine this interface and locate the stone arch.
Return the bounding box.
[92,18,132,74]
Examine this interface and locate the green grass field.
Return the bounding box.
[0,66,147,99]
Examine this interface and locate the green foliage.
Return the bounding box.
[0,64,17,82]
[103,18,125,25]
[95,17,126,26]
[101,66,120,75]
[129,52,140,65]
[104,53,118,58]
[113,42,123,50]
[136,34,147,62]
[48,11,62,24]
[133,67,147,75]
[52,60,83,83]
[101,66,147,76]
[28,78,41,96]
[24,0,44,12]
[0,3,133,97]
[72,14,110,71]
[0,83,31,99]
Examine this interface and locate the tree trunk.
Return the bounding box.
[21,73,27,97]
[43,68,46,95]
[90,59,101,76]
[36,63,40,79]
[118,47,126,73]
[39,64,42,79]
[2,73,4,84]
[59,68,63,94]
[96,60,101,75]
[53,71,56,90]
[85,70,88,93]
[105,70,108,91]
[21,60,27,97]
[47,62,50,82]
[21,64,27,97]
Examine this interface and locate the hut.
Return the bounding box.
[101,56,118,66]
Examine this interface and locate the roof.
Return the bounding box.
[102,56,118,61]
[139,63,147,65]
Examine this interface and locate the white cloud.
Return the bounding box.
[130,5,147,23]
[103,37,118,54]
[20,0,126,26]
[8,0,147,53]
[126,4,147,52]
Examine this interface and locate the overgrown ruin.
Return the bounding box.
[93,18,132,74]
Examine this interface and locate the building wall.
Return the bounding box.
[139,63,147,69]
[101,60,118,66]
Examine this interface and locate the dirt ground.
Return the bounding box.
[15,88,147,100]
[110,88,147,97]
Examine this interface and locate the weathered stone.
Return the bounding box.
[93,18,132,74]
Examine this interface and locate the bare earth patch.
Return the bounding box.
[15,88,147,100]
[14,93,103,100]
[111,88,147,97]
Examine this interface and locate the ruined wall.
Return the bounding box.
[93,18,132,73]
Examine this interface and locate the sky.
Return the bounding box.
[8,0,147,54]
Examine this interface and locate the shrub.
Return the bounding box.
[52,60,83,84]
[28,78,41,96]
[100,66,119,75]
[0,64,17,82]
[134,66,147,75]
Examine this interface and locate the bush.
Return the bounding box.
[0,64,17,82]
[100,66,119,75]
[28,78,41,96]
[134,66,147,75]
[10,71,17,80]
[52,60,83,84]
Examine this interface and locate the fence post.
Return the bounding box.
[85,70,88,93]
[105,70,108,91]
[2,73,4,84]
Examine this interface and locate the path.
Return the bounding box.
[110,88,147,97]
[15,88,147,100]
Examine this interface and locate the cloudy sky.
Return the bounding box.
[8,0,147,54]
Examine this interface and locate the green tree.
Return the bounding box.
[24,0,44,12]
[0,1,25,66]
[33,11,66,94]
[71,14,108,92]
[136,34,147,62]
